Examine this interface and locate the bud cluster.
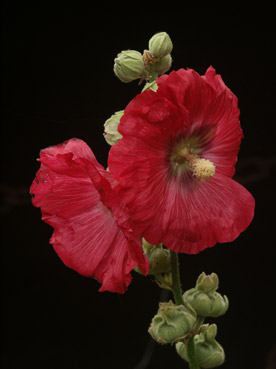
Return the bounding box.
[148,272,228,368]
[105,32,173,147]
[113,32,173,84]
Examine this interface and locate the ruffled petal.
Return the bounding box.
[202,66,243,177]
[157,67,243,177]
[30,139,148,293]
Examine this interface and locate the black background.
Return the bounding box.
[1,5,276,369]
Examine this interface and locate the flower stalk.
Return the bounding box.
[169,250,184,305]
[187,336,201,369]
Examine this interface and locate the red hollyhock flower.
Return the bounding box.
[108,66,255,254]
[30,138,149,293]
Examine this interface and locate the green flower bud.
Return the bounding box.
[114,50,146,83]
[134,240,170,275]
[149,32,173,59]
[176,324,225,368]
[143,240,171,275]
[148,300,196,344]
[153,54,172,75]
[183,273,229,318]
[103,110,124,145]
[197,324,226,368]
[197,272,219,293]
[184,290,212,317]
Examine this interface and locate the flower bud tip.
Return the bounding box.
[149,32,173,59]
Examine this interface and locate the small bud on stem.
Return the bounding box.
[114,50,147,83]
[183,272,229,318]
[176,324,225,368]
[148,32,173,59]
[148,300,197,344]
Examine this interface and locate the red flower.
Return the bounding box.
[108,67,255,254]
[30,139,149,293]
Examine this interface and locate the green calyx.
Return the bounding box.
[148,300,196,344]
[183,272,229,318]
[176,324,225,368]
[103,110,124,146]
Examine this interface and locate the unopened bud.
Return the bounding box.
[103,110,124,145]
[176,324,225,368]
[114,50,146,83]
[183,273,229,318]
[197,272,219,293]
[149,32,173,59]
[143,240,171,275]
[153,54,172,75]
[134,240,170,275]
[148,300,196,344]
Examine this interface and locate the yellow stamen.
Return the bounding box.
[190,157,215,181]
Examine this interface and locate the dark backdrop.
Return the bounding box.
[1,5,276,369]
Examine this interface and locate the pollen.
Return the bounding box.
[191,158,216,181]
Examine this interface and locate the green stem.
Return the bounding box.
[192,316,205,334]
[169,250,184,305]
[148,65,158,82]
[187,336,201,369]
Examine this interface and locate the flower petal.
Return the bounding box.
[30,139,148,293]
[160,174,255,253]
